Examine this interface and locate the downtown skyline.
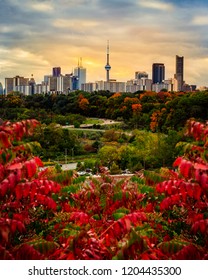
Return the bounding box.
[0,0,208,87]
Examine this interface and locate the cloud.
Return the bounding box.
[192,15,208,25]
[0,47,50,81]
[138,0,174,11]
[53,19,100,29]
[30,2,54,12]
[0,0,208,87]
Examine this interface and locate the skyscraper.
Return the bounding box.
[52,67,61,77]
[74,58,86,90]
[152,63,165,84]
[5,76,29,95]
[28,74,36,95]
[0,82,3,95]
[135,71,148,79]
[175,55,184,91]
[105,40,111,82]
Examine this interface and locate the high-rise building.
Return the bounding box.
[48,76,58,92]
[74,58,86,90]
[126,78,152,92]
[5,78,13,94]
[175,55,184,91]
[5,76,29,95]
[52,67,61,77]
[95,80,125,93]
[135,71,148,80]
[104,81,126,92]
[28,74,36,95]
[56,75,71,93]
[35,82,49,94]
[0,82,3,95]
[105,41,111,82]
[152,63,165,84]
[81,82,97,92]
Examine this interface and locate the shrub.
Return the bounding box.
[0,119,207,260]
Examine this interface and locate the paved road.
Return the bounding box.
[63,118,122,130]
[61,162,78,170]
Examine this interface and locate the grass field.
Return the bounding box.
[83,118,104,125]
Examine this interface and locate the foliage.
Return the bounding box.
[0,119,207,260]
[1,90,208,132]
[0,119,62,259]
[110,162,121,175]
[29,123,84,160]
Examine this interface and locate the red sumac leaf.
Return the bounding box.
[70,212,89,225]
[14,244,44,260]
[34,157,44,167]
[191,219,208,234]
[0,131,11,148]
[15,184,23,200]
[194,163,208,171]
[180,159,192,178]
[7,163,23,170]
[200,173,208,190]
[25,159,37,178]
[0,179,10,196]
[0,218,25,234]
[160,197,171,210]
[0,245,14,260]
[193,185,202,200]
[23,182,31,198]
[173,244,202,260]
[173,157,182,167]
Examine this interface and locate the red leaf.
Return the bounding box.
[25,159,37,178]
[7,163,23,170]
[173,244,202,260]
[34,157,44,167]
[173,157,182,167]
[200,173,208,190]
[0,179,10,196]
[70,211,89,225]
[0,245,14,260]
[194,163,208,170]
[22,182,31,198]
[35,194,57,210]
[15,184,23,200]
[192,219,208,234]
[180,159,192,178]
[0,131,11,148]
[0,218,25,234]
[14,244,44,260]
[193,184,202,200]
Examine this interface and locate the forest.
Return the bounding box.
[0,90,207,259]
[0,90,208,132]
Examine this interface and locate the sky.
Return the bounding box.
[0,0,208,88]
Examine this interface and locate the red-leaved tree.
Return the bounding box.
[0,120,61,259]
[0,119,207,260]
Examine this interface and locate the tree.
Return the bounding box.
[0,119,61,259]
[98,145,121,168]
[110,162,121,174]
[0,118,207,260]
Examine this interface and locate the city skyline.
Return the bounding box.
[0,0,208,87]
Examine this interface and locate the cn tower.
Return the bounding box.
[105,40,111,82]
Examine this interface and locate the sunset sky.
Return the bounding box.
[0,0,208,87]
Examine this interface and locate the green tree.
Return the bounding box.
[98,145,121,168]
[110,162,121,174]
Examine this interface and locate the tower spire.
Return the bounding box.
[105,40,111,82]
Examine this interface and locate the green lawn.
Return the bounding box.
[84,118,104,125]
